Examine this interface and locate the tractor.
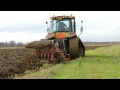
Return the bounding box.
[26,14,85,62]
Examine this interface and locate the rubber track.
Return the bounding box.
[69,37,80,59]
[25,39,52,49]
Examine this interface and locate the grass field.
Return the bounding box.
[16,44,120,79]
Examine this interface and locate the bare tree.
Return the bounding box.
[9,40,16,47]
[17,42,24,47]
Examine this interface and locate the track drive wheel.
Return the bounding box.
[69,37,85,59]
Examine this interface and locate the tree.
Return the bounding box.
[17,42,24,47]
[9,40,16,47]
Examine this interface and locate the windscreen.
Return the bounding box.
[50,19,74,33]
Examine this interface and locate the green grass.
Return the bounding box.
[15,45,120,79]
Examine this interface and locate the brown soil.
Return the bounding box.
[0,45,113,79]
[0,48,43,79]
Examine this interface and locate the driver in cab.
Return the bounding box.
[58,21,67,31]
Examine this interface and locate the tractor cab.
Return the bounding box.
[46,14,83,39]
[47,15,76,33]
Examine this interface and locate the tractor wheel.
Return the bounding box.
[69,37,85,59]
[80,42,85,57]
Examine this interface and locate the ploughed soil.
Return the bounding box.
[0,45,114,79]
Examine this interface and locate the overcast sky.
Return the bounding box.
[0,11,120,43]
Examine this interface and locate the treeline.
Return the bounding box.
[0,40,120,47]
[83,41,120,44]
[0,40,26,47]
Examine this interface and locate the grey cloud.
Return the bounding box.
[0,23,47,33]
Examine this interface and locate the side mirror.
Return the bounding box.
[80,27,83,33]
[80,20,83,32]
[81,20,83,23]
[46,21,52,33]
[46,21,49,32]
[78,20,83,37]
[46,21,48,24]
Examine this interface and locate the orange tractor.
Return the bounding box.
[26,14,85,62]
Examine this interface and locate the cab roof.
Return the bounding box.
[50,15,75,20]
